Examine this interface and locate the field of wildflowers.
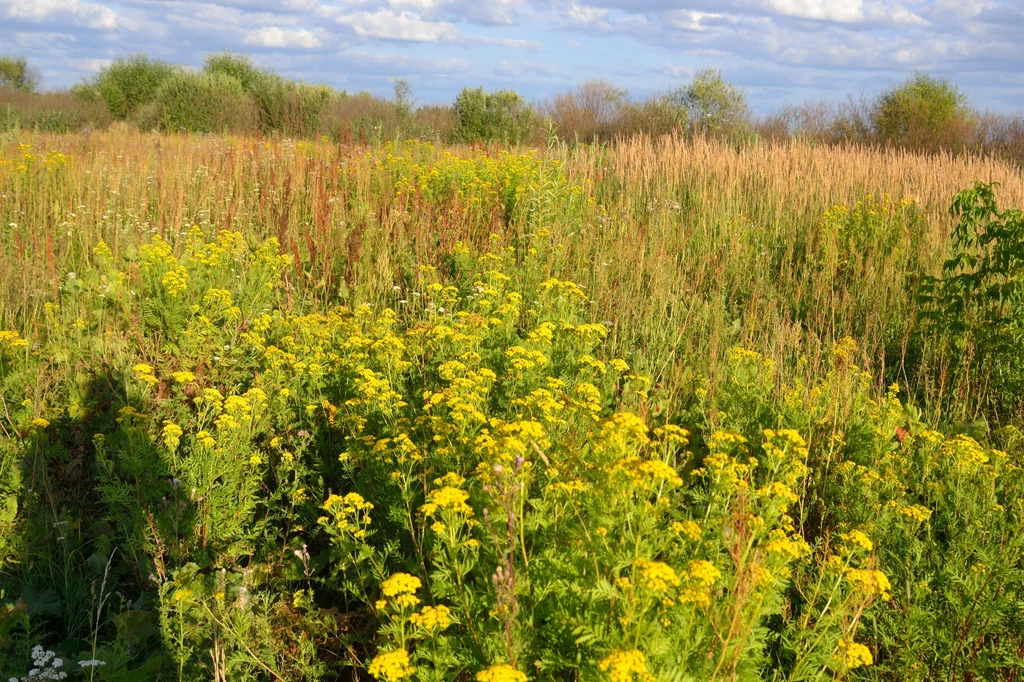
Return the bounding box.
[0,129,1023,680]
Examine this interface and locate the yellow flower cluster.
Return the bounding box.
[609,457,683,489]
[320,492,374,537]
[687,560,721,588]
[634,559,681,593]
[671,521,703,541]
[420,486,473,516]
[598,650,655,682]
[367,649,415,681]
[475,663,528,682]
[834,639,873,669]
[763,529,810,560]
[840,530,874,552]
[898,504,932,523]
[409,604,452,631]
[845,568,892,601]
[380,573,422,608]
[162,266,190,298]
[161,421,182,450]
[943,434,989,467]
[0,330,29,351]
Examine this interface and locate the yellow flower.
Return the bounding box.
[835,639,873,669]
[476,663,527,682]
[634,559,680,593]
[598,649,655,682]
[162,266,190,298]
[421,486,473,515]
[840,530,874,553]
[899,504,932,523]
[31,418,50,430]
[171,371,195,384]
[687,560,721,588]
[380,573,422,608]
[845,568,892,600]
[161,421,183,450]
[671,521,702,541]
[409,604,452,631]
[367,649,415,681]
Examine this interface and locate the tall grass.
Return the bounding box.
[2,128,1024,681]
[1,130,1021,415]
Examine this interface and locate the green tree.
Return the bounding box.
[0,56,39,92]
[86,55,178,119]
[671,68,748,134]
[451,87,534,144]
[871,72,974,150]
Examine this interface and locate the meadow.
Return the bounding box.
[1,126,1023,681]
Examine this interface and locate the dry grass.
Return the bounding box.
[2,128,1022,416]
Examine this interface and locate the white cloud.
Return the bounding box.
[3,0,118,30]
[336,8,460,42]
[469,36,544,51]
[563,2,608,24]
[244,26,323,49]
[69,56,112,72]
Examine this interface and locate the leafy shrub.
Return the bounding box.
[0,57,39,93]
[919,181,1024,419]
[669,69,749,135]
[145,71,258,133]
[871,73,974,151]
[451,87,535,145]
[84,55,179,120]
[203,52,333,137]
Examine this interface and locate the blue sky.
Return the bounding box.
[2,0,1023,112]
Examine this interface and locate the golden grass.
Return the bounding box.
[2,128,1022,416]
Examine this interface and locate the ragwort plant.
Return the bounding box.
[2,224,906,681]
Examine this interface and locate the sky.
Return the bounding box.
[2,0,1023,113]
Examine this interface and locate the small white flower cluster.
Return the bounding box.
[8,646,67,681]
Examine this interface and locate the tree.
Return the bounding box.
[87,55,178,119]
[543,79,628,142]
[451,87,534,144]
[671,68,748,135]
[0,56,40,92]
[871,72,973,151]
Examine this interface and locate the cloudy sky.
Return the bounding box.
[2,0,1022,112]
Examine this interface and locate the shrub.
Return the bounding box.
[0,57,39,93]
[919,181,1024,419]
[871,73,974,151]
[670,68,749,135]
[82,55,179,120]
[451,87,535,144]
[146,71,258,133]
[203,53,333,137]
[0,88,112,132]
[542,79,628,143]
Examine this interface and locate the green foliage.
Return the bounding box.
[0,57,39,93]
[203,53,333,137]
[919,181,1024,418]
[146,71,255,133]
[671,68,749,135]
[871,73,973,150]
[451,87,535,144]
[86,55,179,120]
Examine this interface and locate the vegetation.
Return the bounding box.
[2,52,1023,165]
[451,87,535,145]
[0,57,39,93]
[0,126,1023,680]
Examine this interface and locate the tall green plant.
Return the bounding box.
[919,181,1024,418]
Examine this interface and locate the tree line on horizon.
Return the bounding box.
[1,53,1023,163]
